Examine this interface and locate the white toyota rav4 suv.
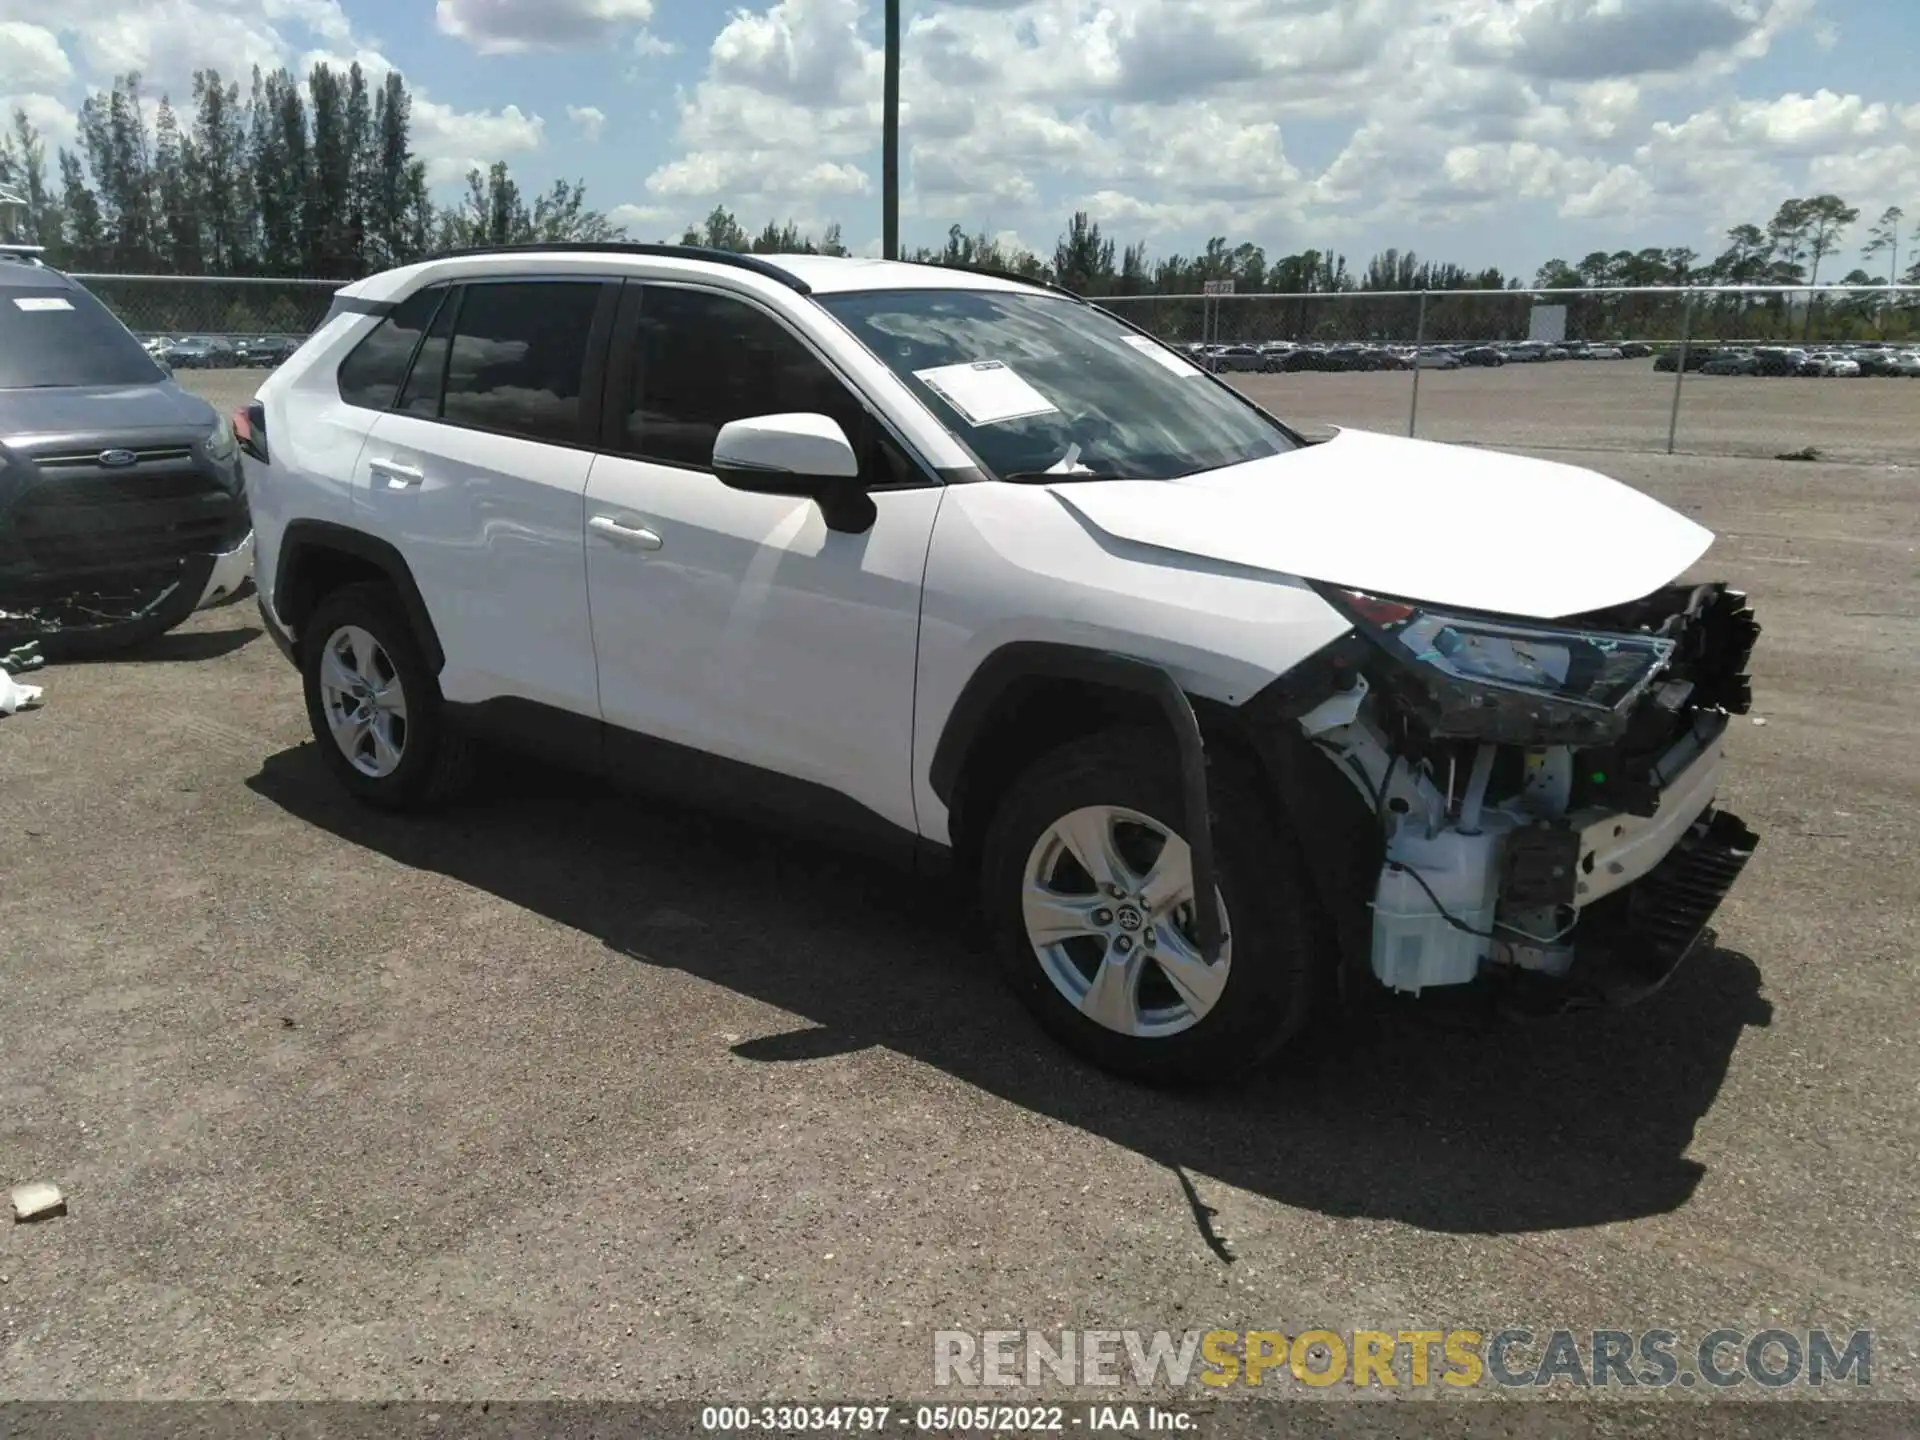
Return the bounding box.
[241,244,1761,1084]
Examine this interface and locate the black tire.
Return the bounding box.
[300,581,474,811]
[33,556,213,661]
[979,728,1325,1086]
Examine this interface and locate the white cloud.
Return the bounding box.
[0,0,362,100]
[411,97,545,184]
[1448,0,1810,81]
[608,201,672,237]
[0,91,78,148]
[638,0,879,229]
[435,0,655,54]
[0,22,73,89]
[70,1,288,92]
[641,0,1856,255]
[568,104,606,143]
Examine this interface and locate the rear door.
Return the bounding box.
[353,277,616,717]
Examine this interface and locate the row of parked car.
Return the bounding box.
[1186,339,1656,373]
[1653,343,1920,377]
[139,333,303,370]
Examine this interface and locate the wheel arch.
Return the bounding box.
[932,642,1247,958]
[933,639,1380,988]
[272,519,445,673]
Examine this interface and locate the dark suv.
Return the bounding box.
[0,250,254,656]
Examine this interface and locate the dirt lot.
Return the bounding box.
[1,407,1916,1406]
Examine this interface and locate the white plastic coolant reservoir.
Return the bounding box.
[1370,826,1503,994]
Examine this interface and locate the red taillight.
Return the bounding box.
[235,402,268,463]
[1337,589,1417,627]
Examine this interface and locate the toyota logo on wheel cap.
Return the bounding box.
[98,449,137,468]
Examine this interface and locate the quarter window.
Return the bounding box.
[624,287,868,470]
[335,287,444,410]
[439,281,602,445]
[397,287,456,418]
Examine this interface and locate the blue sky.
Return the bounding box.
[3,0,1916,279]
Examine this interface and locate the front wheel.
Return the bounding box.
[979,729,1324,1085]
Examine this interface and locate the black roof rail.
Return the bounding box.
[420,241,811,294]
[895,257,1083,301]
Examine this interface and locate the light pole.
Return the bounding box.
[882,0,900,259]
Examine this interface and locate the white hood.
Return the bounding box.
[1048,428,1715,619]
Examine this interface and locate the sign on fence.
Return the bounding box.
[1202,280,1236,297]
[1528,304,1567,343]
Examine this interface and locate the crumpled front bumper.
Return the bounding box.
[194,529,254,610]
[1504,807,1760,1015]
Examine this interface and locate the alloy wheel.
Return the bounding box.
[317,624,408,778]
[1021,804,1232,1038]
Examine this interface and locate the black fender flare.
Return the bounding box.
[272,518,446,673]
[929,641,1224,961]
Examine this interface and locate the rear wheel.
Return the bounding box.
[300,582,473,810]
[979,729,1323,1085]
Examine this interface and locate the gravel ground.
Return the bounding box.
[1,399,1915,1411]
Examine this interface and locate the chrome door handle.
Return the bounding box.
[369,458,424,488]
[589,514,663,551]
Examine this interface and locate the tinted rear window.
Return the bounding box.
[440,281,602,445]
[336,287,446,410]
[0,283,164,389]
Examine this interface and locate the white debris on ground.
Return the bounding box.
[1,639,45,715]
[10,1182,66,1222]
[0,669,41,715]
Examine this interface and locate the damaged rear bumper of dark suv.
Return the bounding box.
[0,439,251,652]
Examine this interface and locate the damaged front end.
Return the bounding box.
[1269,581,1761,1012]
[0,437,246,655]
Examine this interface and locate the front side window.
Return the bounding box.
[816,288,1297,481]
[624,286,868,470]
[336,287,443,410]
[0,283,164,390]
[439,281,602,445]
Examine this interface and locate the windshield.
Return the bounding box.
[816,288,1296,480]
[0,282,165,389]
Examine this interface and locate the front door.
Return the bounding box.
[582,281,941,837]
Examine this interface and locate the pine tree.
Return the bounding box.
[191,71,249,272]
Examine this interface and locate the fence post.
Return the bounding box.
[1665,290,1694,456]
[1407,290,1429,439]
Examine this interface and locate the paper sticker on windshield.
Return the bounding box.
[12,297,73,312]
[1122,334,1203,376]
[912,360,1058,427]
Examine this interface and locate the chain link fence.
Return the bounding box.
[68,273,1920,464]
[1101,284,1920,464]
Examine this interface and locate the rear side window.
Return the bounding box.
[0,283,163,389]
[440,281,601,445]
[624,286,867,469]
[397,290,457,418]
[336,287,444,410]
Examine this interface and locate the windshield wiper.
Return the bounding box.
[997,469,1132,485]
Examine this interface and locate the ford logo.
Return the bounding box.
[98,449,137,468]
